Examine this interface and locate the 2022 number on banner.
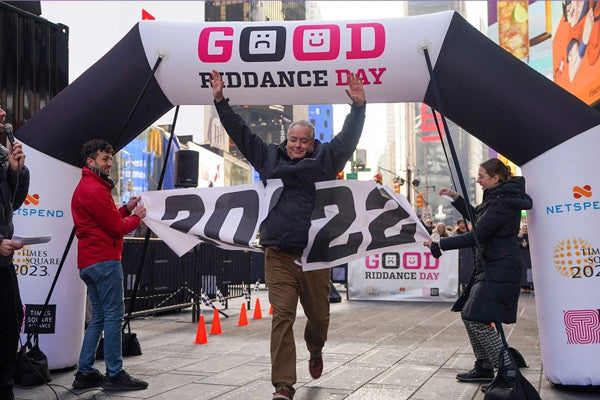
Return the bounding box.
[141,180,283,256]
[302,180,430,271]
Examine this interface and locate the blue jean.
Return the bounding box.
[78,260,124,377]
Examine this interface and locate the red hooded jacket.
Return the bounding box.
[71,168,141,269]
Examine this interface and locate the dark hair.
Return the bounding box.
[81,139,114,165]
[480,158,511,182]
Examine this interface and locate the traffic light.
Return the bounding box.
[336,171,344,180]
[416,193,424,207]
[393,179,400,193]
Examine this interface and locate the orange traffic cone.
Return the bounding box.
[210,308,222,335]
[194,315,208,344]
[269,304,273,315]
[253,298,263,320]
[238,303,248,326]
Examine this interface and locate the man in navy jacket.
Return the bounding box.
[210,70,366,400]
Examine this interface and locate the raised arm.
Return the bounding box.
[209,69,269,172]
[326,73,367,172]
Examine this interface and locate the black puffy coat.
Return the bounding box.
[439,177,532,323]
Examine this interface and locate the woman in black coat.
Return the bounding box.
[424,158,532,383]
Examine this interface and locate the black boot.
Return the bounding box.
[456,360,494,382]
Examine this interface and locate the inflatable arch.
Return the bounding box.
[14,11,600,387]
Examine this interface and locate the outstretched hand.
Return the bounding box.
[209,70,224,102]
[344,73,365,107]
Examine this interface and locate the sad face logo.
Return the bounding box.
[382,252,400,269]
[240,26,286,62]
[248,30,277,54]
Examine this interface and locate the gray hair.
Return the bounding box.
[287,120,315,141]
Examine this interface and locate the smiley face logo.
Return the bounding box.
[240,26,286,62]
[403,252,421,269]
[303,29,329,52]
[293,25,340,61]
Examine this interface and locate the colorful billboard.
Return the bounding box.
[488,0,600,107]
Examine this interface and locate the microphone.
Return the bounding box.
[3,124,14,146]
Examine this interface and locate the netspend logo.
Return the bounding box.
[553,238,591,278]
[24,194,39,206]
[573,185,592,199]
[14,193,64,219]
[545,184,600,215]
[564,309,600,344]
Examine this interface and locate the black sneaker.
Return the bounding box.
[102,370,148,391]
[456,360,494,383]
[72,369,104,389]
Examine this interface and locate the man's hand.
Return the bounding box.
[209,70,224,102]
[344,73,365,107]
[134,204,146,219]
[126,196,141,213]
[8,142,25,171]
[0,239,23,256]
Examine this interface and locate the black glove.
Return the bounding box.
[430,241,443,258]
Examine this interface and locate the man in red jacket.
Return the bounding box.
[71,139,147,391]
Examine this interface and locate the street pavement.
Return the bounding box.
[14,287,599,400]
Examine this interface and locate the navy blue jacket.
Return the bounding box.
[440,177,532,323]
[215,99,366,249]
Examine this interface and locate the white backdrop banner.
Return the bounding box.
[13,144,84,369]
[347,243,458,302]
[142,180,430,270]
[522,125,600,386]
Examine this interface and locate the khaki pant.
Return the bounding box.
[265,247,331,395]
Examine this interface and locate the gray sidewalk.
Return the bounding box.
[15,288,598,399]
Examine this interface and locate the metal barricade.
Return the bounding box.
[122,238,253,318]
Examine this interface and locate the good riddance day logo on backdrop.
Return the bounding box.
[364,251,440,281]
[197,23,387,90]
[545,184,600,215]
[553,238,600,279]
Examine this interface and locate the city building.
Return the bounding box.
[379,1,489,224]
[204,1,333,183]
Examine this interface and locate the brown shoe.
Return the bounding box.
[309,353,323,379]
[272,388,293,400]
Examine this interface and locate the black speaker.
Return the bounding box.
[174,150,199,188]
